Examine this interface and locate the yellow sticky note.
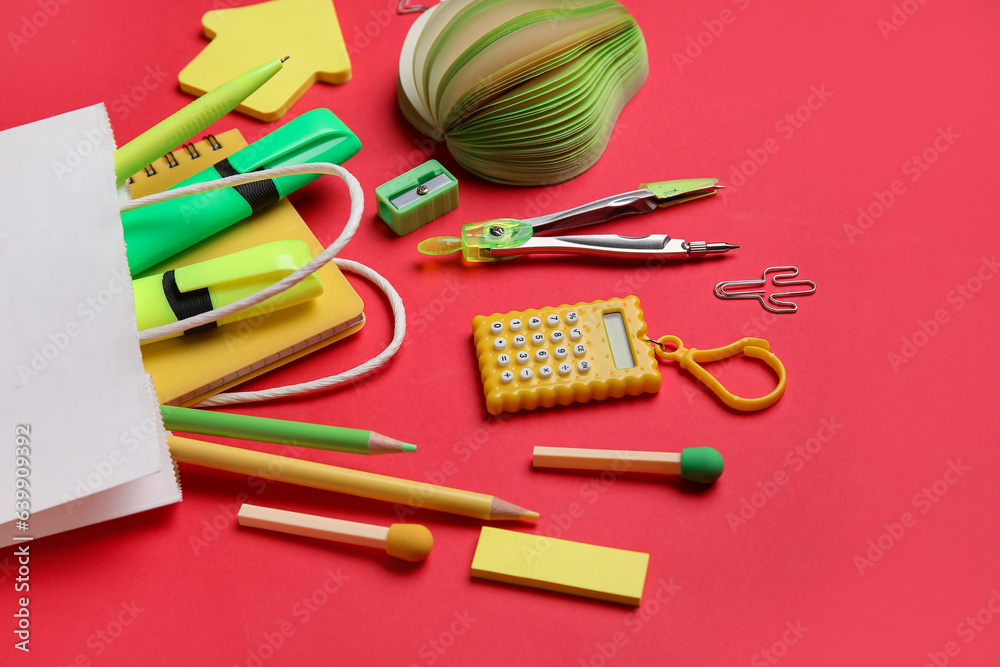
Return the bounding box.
[470,527,649,606]
[179,0,351,121]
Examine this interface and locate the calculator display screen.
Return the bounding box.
[602,312,635,369]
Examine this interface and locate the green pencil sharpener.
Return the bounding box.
[376,160,459,236]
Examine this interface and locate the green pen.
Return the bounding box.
[122,108,361,276]
[159,405,417,455]
[114,57,287,187]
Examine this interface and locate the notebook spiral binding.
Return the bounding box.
[127,134,222,185]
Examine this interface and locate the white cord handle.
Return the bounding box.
[122,162,406,405]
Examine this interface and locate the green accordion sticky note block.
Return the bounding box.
[397,0,648,186]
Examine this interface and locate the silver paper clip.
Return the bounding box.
[714,266,816,313]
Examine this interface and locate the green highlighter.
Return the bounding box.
[122,108,361,276]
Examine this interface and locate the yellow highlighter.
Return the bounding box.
[133,240,322,344]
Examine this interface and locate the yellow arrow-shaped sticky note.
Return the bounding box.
[179,0,352,121]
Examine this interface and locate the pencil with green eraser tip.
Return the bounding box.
[113,57,288,187]
[159,405,416,455]
[532,445,724,483]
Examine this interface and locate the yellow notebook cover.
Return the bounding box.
[130,129,364,406]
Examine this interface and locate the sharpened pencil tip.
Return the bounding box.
[490,497,539,521]
[368,432,415,455]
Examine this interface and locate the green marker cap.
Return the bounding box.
[122,108,361,276]
[679,447,724,483]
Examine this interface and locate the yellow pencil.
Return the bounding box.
[168,436,539,521]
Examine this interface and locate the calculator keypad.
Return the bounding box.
[472,297,662,414]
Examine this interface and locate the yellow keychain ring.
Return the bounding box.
[651,335,786,411]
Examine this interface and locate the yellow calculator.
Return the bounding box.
[472,297,662,414]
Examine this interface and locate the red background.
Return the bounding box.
[2,1,999,665]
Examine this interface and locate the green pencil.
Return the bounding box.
[113,57,287,187]
[159,405,416,455]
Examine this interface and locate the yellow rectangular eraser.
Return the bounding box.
[470,527,649,606]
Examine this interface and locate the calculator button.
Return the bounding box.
[497,353,510,368]
[527,316,542,330]
[565,312,579,324]
[531,332,545,346]
[573,343,587,357]
[569,327,583,341]
[538,365,553,379]
[553,346,568,360]
[577,360,591,374]
[557,362,572,376]
[509,319,523,332]
[516,351,530,365]
[550,330,564,344]
[546,314,560,326]
[500,370,514,383]
[513,335,527,348]
[519,368,534,381]
[490,321,504,334]
[493,337,507,351]
[534,349,549,362]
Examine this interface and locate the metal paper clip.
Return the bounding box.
[397,0,430,13]
[714,266,816,313]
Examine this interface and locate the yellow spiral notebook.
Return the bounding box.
[130,129,365,406]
